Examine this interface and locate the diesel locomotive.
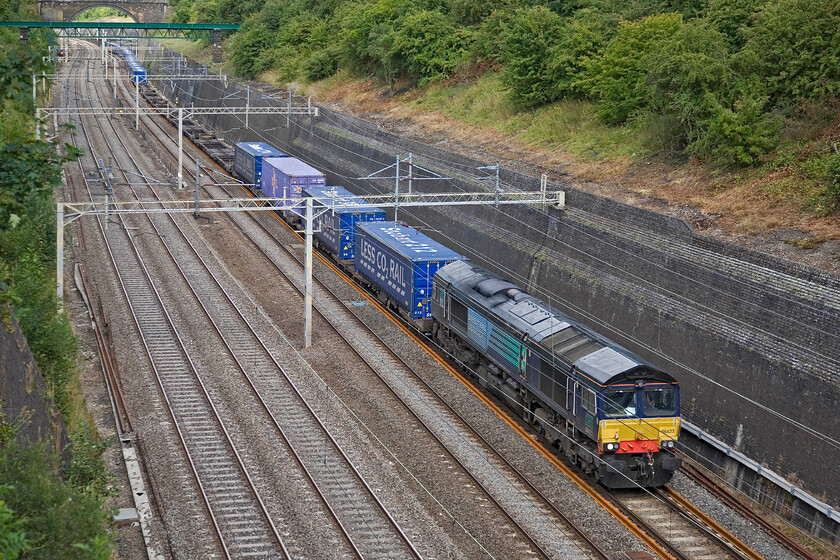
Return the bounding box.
[431,260,681,488]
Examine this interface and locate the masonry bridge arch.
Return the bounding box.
[38,0,167,23]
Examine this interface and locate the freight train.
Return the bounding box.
[107,42,146,84]
[220,140,682,488]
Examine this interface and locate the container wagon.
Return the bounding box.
[354,221,467,331]
[303,186,386,264]
[262,157,326,221]
[233,142,285,190]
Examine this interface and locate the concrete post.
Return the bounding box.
[407,152,413,195]
[56,203,64,312]
[304,197,313,348]
[194,160,200,218]
[394,154,400,223]
[177,108,183,189]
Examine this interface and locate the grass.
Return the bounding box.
[408,73,657,161]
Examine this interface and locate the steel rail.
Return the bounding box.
[61,41,289,559]
[145,208,421,560]
[679,462,825,560]
[655,489,760,560]
[86,47,295,560]
[134,76,680,560]
[218,198,609,560]
[149,110,610,558]
[105,52,423,559]
[60,50,232,559]
[132,78,604,559]
[127,64,776,560]
[77,263,134,435]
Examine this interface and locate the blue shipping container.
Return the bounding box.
[354,221,466,319]
[262,157,326,200]
[304,186,386,260]
[234,143,285,189]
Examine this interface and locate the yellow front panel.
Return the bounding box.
[598,417,681,446]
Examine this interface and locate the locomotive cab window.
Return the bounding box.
[642,387,677,416]
[603,389,635,417]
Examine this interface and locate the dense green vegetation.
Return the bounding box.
[169,0,840,209]
[74,7,125,21]
[1,4,115,558]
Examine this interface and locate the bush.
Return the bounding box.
[546,9,618,99]
[0,443,112,560]
[303,46,341,81]
[739,0,840,104]
[0,485,31,560]
[498,6,567,106]
[646,19,732,113]
[704,0,766,48]
[582,12,684,124]
[818,152,840,212]
[690,89,780,165]
[393,10,474,85]
[228,19,275,78]
[218,0,264,23]
[447,0,507,25]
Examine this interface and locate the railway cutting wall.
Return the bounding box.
[149,57,840,536]
[0,312,69,454]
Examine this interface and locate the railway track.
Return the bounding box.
[680,462,827,560]
[117,63,614,558]
[609,489,750,560]
[61,43,290,558]
[66,41,427,559]
[201,189,609,560]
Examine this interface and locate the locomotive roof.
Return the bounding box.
[436,260,675,386]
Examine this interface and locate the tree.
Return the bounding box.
[498,6,567,106]
[546,9,618,99]
[704,0,766,49]
[393,10,473,85]
[739,0,840,104]
[228,18,275,78]
[581,12,684,124]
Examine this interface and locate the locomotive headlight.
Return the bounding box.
[603,442,618,452]
[661,440,676,449]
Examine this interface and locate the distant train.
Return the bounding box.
[107,42,146,84]
[221,140,683,489]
